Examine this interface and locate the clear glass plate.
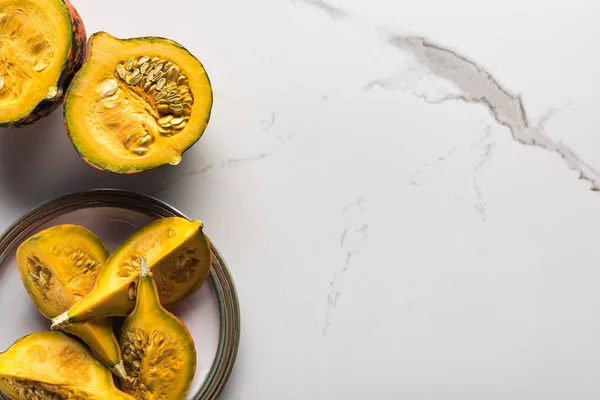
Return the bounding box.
[0,189,240,400]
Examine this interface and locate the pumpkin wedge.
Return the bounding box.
[52,217,212,329]
[0,331,134,400]
[63,31,213,173]
[0,0,87,127]
[118,257,196,400]
[16,224,126,378]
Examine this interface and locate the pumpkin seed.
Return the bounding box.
[170,117,183,126]
[143,82,152,92]
[153,71,164,82]
[169,104,183,112]
[166,65,180,83]
[156,78,166,91]
[179,88,189,96]
[128,282,136,300]
[138,56,150,65]
[99,79,118,97]
[159,127,172,136]
[126,58,134,71]
[117,64,127,79]
[173,120,187,130]
[140,62,149,74]
[133,148,147,156]
[182,96,193,105]
[151,57,160,63]
[131,68,140,78]
[157,104,171,114]
[167,94,181,103]
[138,136,153,146]
[155,91,168,101]
[166,82,177,91]
[130,74,143,86]
[158,115,174,126]
[147,70,155,82]
[183,103,192,115]
[177,75,187,86]
[172,120,187,131]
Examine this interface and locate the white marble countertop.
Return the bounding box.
[2,0,600,398]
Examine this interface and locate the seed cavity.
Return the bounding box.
[120,329,185,399]
[2,377,77,400]
[111,55,195,142]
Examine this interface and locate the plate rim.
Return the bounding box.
[0,188,241,400]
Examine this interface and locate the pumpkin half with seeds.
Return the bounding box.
[0,0,87,128]
[63,31,213,173]
[16,224,127,379]
[0,331,135,400]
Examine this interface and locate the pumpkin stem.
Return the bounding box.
[139,256,150,277]
[134,256,160,314]
[51,311,70,330]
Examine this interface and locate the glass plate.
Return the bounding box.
[0,189,240,400]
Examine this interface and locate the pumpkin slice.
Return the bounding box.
[118,257,196,400]
[0,331,135,400]
[16,224,126,379]
[0,0,87,127]
[52,217,212,329]
[63,31,213,173]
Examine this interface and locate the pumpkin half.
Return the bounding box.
[15,224,126,379]
[0,0,87,128]
[0,331,135,400]
[63,31,213,173]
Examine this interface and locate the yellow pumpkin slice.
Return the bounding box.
[118,257,196,400]
[52,217,212,329]
[0,331,135,400]
[0,0,87,127]
[63,31,213,173]
[16,224,126,378]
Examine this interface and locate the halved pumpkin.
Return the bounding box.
[16,224,126,378]
[52,217,212,329]
[0,0,87,127]
[0,331,135,400]
[63,32,213,173]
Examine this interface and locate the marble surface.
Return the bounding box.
[2,0,600,398]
